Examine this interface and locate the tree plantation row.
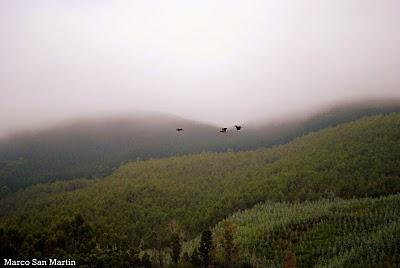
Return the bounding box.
[2,194,399,267]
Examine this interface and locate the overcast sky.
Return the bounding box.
[1,0,400,136]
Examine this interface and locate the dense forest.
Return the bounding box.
[1,100,400,193]
[185,194,400,267]
[1,113,399,267]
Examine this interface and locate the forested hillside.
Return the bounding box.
[1,100,400,193]
[0,115,227,193]
[242,99,400,150]
[187,194,400,267]
[1,113,399,267]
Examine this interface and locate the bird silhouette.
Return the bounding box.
[234,125,242,131]
[220,127,228,133]
[176,128,183,131]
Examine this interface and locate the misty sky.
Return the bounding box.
[1,0,400,137]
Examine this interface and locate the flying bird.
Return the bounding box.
[234,125,242,131]
[220,128,228,133]
[176,128,183,131]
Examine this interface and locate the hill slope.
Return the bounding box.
[201,194,400,267]
[1,113,399,253]
[0,114,228,192]
[1,100,400,193]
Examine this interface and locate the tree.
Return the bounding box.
[54,213,95,254]
[149,230,168,268]
[283,251,297,268]
[0,185,10,198]
[168,219,184,266]
[198,229,212,267]
[221,220,238,267]
[171,233,181,265]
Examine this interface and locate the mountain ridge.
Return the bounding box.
[1,99,400,193]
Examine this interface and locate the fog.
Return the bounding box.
[1,0,400,137]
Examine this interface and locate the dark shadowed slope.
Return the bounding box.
[0,114,228,192]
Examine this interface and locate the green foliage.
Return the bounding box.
[1,101,399,192]
[0,185,10,198]
[283,251,298,268]
[1,113,400,267]
[219,220,238,267]
[207,194,400,267]
[198,229,212,267]
[2,113,400,247]
[171,233,182,265]
[0,213,151,267]
[0,115,229,192]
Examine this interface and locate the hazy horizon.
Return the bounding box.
[1,0,400,137]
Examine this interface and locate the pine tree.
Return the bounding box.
[198,229,212,267]
[171,233,181,265]
[221,221,238,267]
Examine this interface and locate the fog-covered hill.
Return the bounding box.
[1,113,399,252]
[1,99,400,193]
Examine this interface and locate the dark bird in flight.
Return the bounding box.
[234,125,242,131]
[220,127,228,133]
[176,128,183,131]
